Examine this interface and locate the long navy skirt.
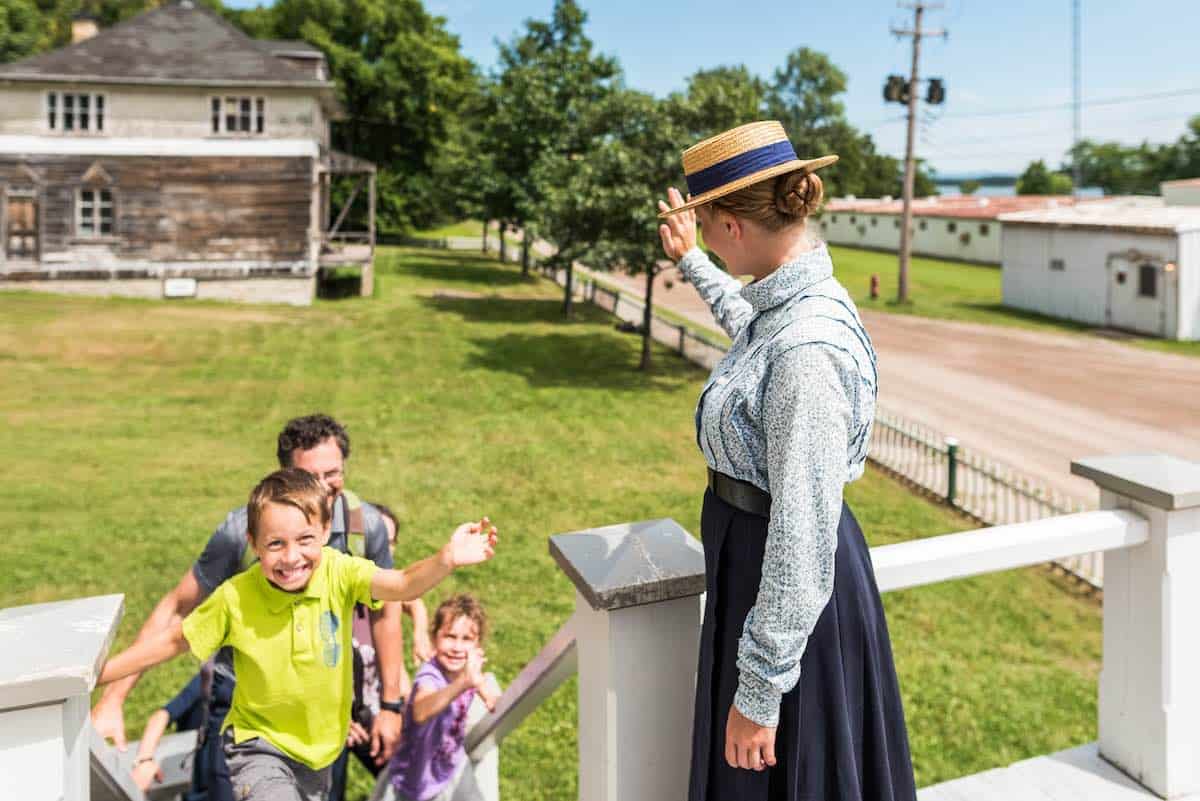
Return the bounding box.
[688,489,917,801]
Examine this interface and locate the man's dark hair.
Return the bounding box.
[276,414,351,467]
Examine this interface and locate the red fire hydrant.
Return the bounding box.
[869,273,880,300]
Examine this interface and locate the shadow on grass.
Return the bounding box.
[388,251,537,287]
[463,330,701,390]
[420,294,595,325]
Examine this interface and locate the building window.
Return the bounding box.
[980,223,990,236]
[947,221,958,233]
[211,96,265,134]
[1139,264,1158,298]
[893,219,900,229]
[870,217,878,227]
[918,220,927,231]
[831,215,838,223]
[47,91,105,133]
[1049,258,1065,271]
[77,188,114,237]
[850,216,857,224]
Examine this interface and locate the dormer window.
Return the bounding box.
[47,91,105,133]
[211,96,265,135]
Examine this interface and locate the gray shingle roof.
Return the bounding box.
[0,1,332,88]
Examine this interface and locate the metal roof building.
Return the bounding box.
[999,195,1200,339]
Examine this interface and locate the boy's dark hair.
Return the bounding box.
[247,468,331,541]
[276,414,350,467]
[431,594,488,643]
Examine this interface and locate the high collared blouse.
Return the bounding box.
[678,243,878,728]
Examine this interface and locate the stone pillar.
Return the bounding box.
[549,518,705,801]
[1072,453,1200,798]
[0,594,125,801]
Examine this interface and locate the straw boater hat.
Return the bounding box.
[658,120,837,217]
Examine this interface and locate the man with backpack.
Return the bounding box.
[91,414,414,800]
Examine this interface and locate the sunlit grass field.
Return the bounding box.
[0,246,1101,798]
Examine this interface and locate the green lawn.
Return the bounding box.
[0,247,1101,798]
[412,219,488,238]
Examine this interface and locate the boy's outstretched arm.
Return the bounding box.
[99,620,189,686]
[371,518,498,603]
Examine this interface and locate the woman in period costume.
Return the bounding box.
[658,121,917,801]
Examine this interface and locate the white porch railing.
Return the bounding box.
[4,452,1199,800]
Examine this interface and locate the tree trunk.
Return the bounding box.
[482,219,489,253]
[499,223,508,263]
[563,262,575,317]
[640,267,655,371]
[521,224,531,276]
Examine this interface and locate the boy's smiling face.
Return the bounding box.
[251,500,330,592]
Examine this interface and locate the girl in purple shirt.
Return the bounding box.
[378,595,501,801]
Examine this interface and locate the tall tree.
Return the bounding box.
[0,0,45,64]
[669,65,766,142]
[265,0,477,231]
[536,88,684,368]
[488,0,619,313]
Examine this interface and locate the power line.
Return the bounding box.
[864,86,1200,128]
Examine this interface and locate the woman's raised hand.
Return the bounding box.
[446,517,498,568]
[658,186,697,262]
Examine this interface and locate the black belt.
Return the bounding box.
[707,467,771,518]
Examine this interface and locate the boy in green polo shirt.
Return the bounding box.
[99,468,499,801]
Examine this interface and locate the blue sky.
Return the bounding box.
[230,0,1200,177]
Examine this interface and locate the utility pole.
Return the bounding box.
[891,3,945,304]
[1072,0,1082,194]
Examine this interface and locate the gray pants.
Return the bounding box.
[223,732,332,801]
[369,760,484,801]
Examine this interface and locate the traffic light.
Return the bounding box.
[926,78,946,105]
[883,74,908,103]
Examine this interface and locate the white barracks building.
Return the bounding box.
[1000,189,1200,340]
[819,195,1084,265]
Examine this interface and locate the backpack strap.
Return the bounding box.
[341,489,367,558]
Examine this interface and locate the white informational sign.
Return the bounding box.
[163,278,198,298]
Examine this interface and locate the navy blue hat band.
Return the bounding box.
[685,140,798,197]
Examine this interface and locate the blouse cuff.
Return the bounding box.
[733,670,783,728]
[676,246,709,278]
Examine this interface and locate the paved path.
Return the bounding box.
[598,267,1200,503]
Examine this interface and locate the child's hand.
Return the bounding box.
[131,758,163,791]
[465,647,487,689]
[346,720,370,748]
[445,517,498,568]
[480,672,502,712]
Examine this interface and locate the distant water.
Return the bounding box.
[935,183,1016,197]
[935,183,1105,198]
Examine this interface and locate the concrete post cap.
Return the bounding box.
[1071,452,1200,510]
[549,519,705,611]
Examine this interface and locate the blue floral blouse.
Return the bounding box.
[678,243,878,727]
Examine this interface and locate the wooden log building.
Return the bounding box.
[0,0,375,305]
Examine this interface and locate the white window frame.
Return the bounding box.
[210,95,266,135]
[46,91,106,134]
[76,187,115,238]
